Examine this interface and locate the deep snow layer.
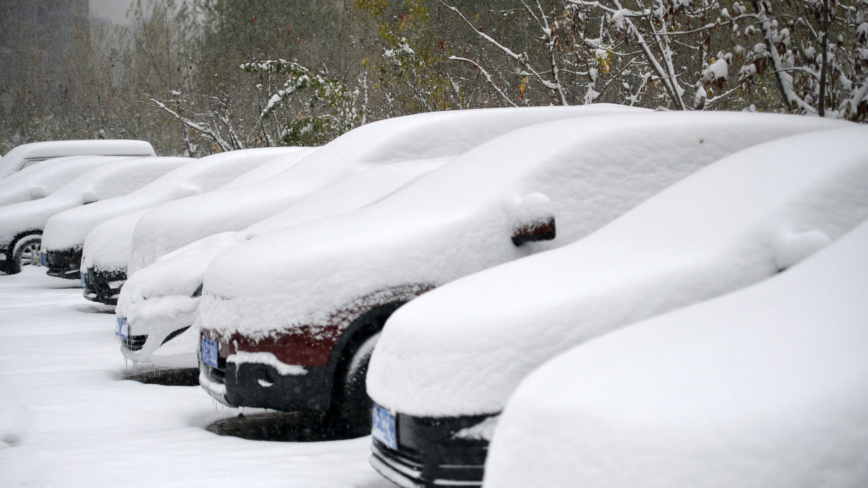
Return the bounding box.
[0,156,130,207]
[0,267,392,488]
[366,127,868,417]
[128,105,640,274]
[483,219,868,488]
[42,148,296,252]
[0,158,190,249]
[199,112,845,340]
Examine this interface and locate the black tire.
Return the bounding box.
[8,234,41,275]
[327,332,381,438]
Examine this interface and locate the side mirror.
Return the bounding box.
[82,190,98,205]
[511,193,556,247]
[512,217,556,246]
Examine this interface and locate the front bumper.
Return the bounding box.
[370,409,494,487]
[199,349,331,411]
[45,248,82,279]
[82,266,126,305]
[119,311,199,369]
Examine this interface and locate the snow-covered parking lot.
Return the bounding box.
[0,267,390,488]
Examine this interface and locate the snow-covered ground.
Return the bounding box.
[0,267,390,488]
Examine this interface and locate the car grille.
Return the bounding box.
[121,334,148,351]
[203,355,227,384]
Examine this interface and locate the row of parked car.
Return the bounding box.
[1,107,866,488]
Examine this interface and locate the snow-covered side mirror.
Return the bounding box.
[82,190,99,205]
[175,185,201,199]
[512,193,556,247]
[29,185,47,200]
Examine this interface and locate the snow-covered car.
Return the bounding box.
[127,105,642,276]
[115,158,449,369]
[365,127,868,488]
[483,218,868,488]
[111,105,637,367]
[41,148,296,281]
[197,111,844,439]
[0,157,189,275]
[80,148,315,304]
[0,156,134,207]
[0,140,155,180]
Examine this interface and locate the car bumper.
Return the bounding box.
[119,312,198,369]
[83,267,126,305]
[198,350,331,411]
[369,409,493,488]
[45,248,82,279]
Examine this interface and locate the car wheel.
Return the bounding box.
[328,332,381,438]
[9,234,41,274]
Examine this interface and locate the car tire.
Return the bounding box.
[8,234,41,275]
[327,332,381,438]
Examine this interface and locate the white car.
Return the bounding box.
[484,218,868,488]
[196,111,843,440]
[80,149,315,304]
[0,157,189,275]
[365,127,868,488]
[111,105,633,369]
[115,158,449,369]
[0,140,155,180]
[40,148,296,281]
[0,156,133,207]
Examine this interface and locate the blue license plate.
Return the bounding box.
[40,253,47,266]
[81,273,86,288]
[116,316,129,339]
[201,337,219,368]
[372,404,397,450]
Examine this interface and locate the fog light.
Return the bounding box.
[108,280,126,290]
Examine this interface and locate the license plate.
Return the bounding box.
[372,404,397,450]
[80,273,86,288]
[116,316,129,339]
[201,337,219,368]
[40,253,47,266]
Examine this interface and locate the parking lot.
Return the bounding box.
[0,267,390,488]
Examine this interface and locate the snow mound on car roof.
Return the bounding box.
[0,139,155,180]
[484,218,868,488]
[0,156,132,207]
[41,148,289,252]
[0,157,189,250]
[129,106,638,273]
[219,147,312,189]
[117,158,450,329]
[367,127,868,417]
[198,112,846,340]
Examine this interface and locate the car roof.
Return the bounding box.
[0,140,155,179]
